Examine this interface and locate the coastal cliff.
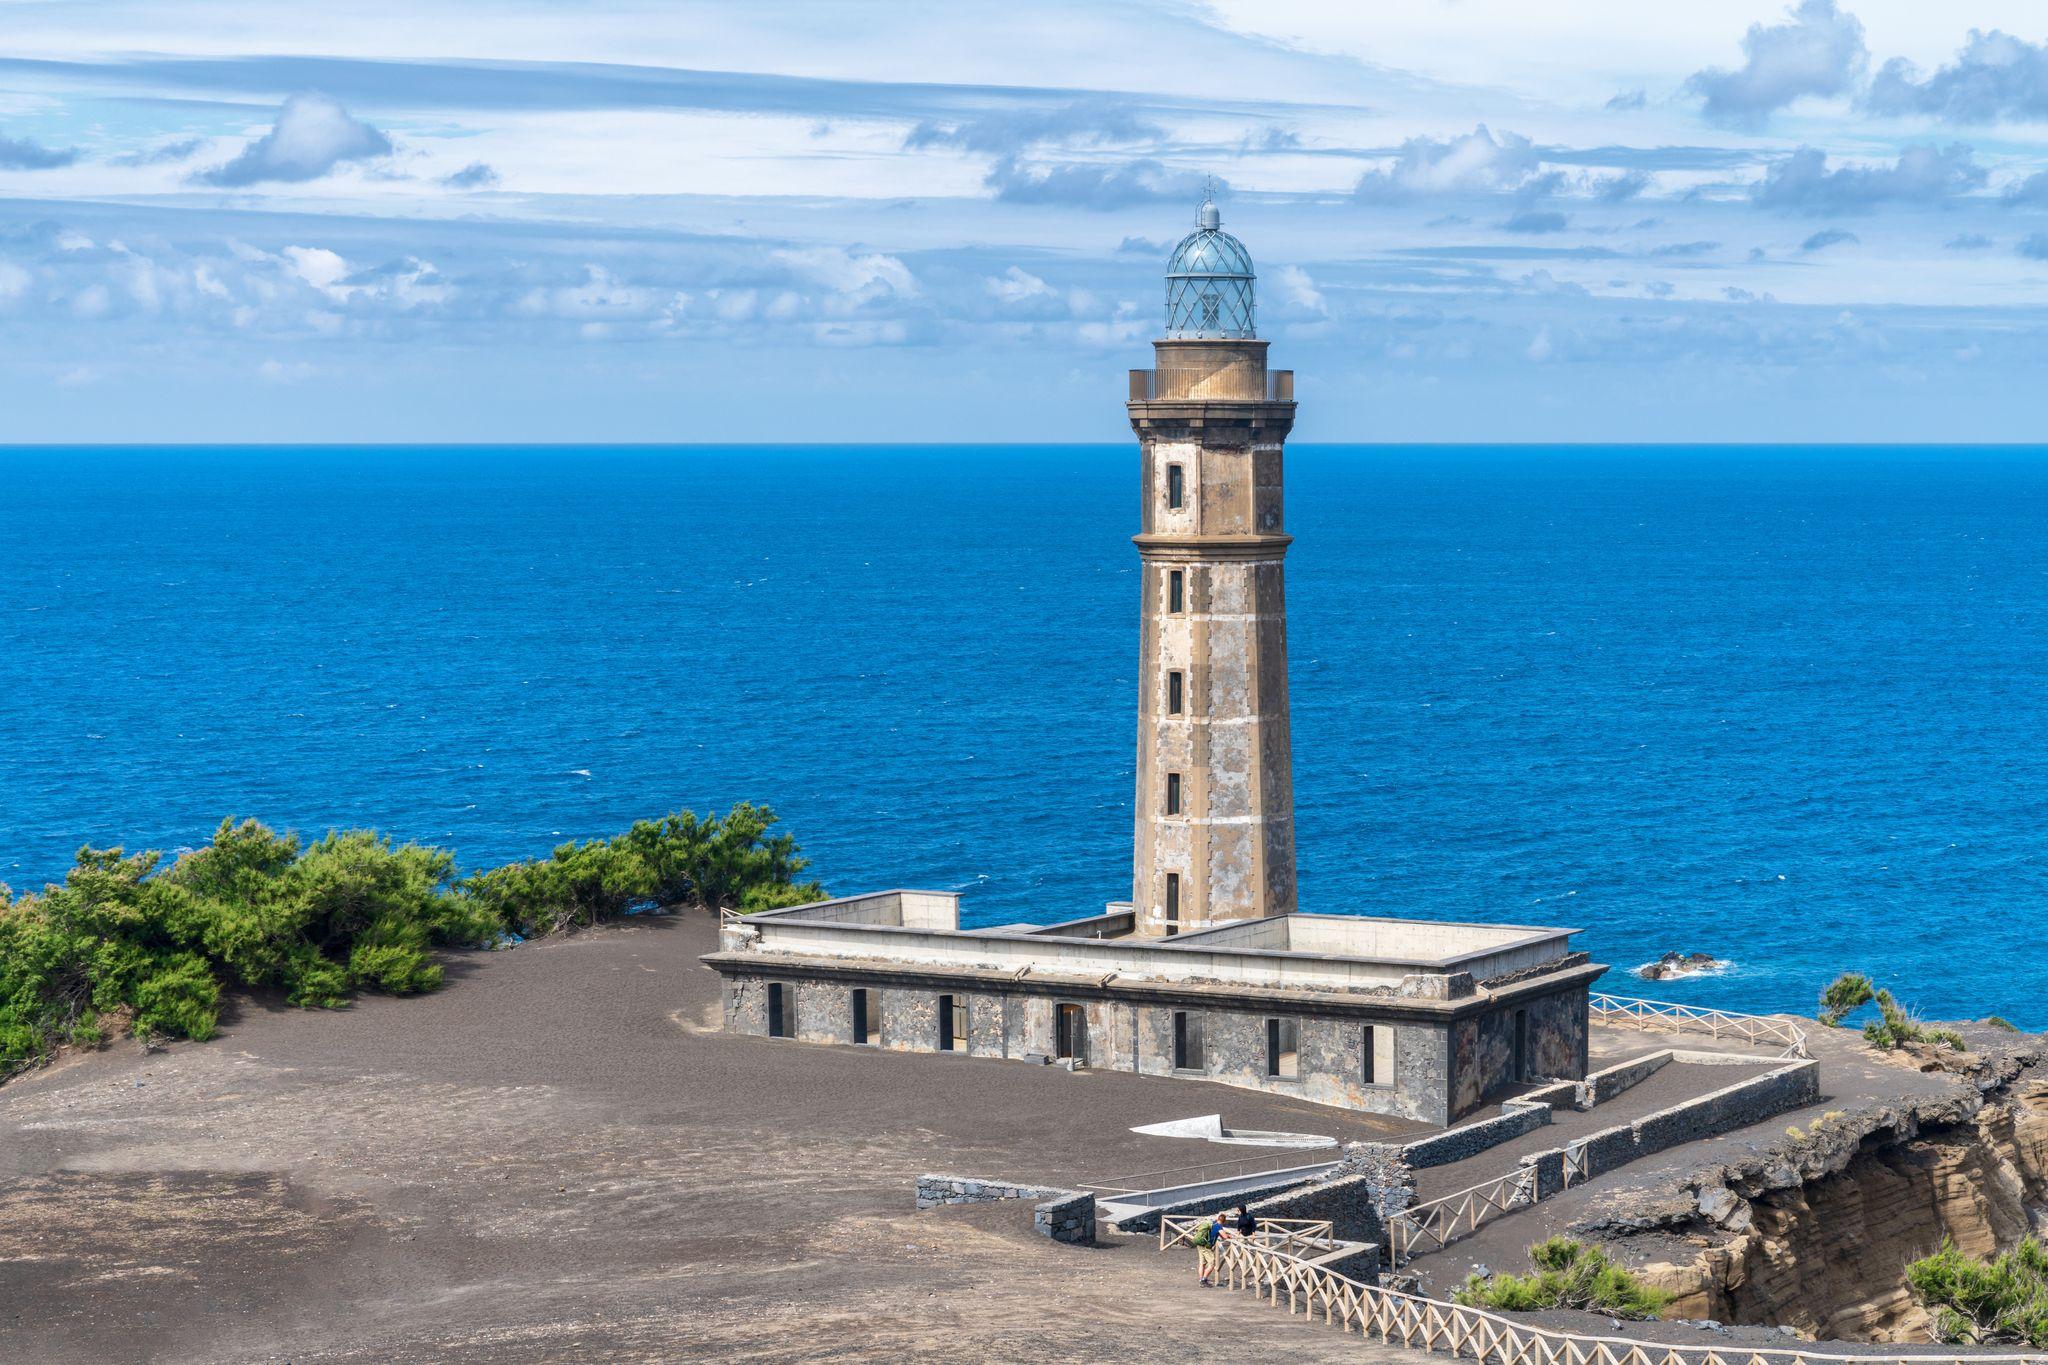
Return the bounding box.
[1588,1029,2048,1341]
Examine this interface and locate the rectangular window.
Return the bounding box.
[1167,670,1183,715]
[1168,569,1184,614]
[938,993,967,1052]
[1055,1003,1088,1066]
[1266,1017,1299,1079]
[767,982,791,1039]
[852,988,872,1045]
[1167,463,1184,509]
[1164,872,1180,934]
[1165,772,1182,815]
[1173,1010,1206,1071]
[1365,1024,1395,1086]
[1514,1008,1530,1083]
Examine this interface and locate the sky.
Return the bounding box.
[5,1,2048,442]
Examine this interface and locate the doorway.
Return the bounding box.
[1514,1008,1529,1082]
[1055,1003,1088,1067]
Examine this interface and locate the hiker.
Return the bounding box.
[1234,1206,1258,1242]
[1192,1211,1227,1285]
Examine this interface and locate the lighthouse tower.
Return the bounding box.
[1127,195,1297,937]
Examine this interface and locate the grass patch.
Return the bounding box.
[1453,1238,1670,1320]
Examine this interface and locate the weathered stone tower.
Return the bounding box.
[1127,196,1297,936]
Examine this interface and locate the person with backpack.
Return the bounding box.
[1192,1211,1227,1285]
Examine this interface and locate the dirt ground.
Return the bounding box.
[0,911,1433,1364]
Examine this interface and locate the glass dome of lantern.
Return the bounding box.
[1164,192,1255,339]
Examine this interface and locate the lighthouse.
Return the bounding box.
[1126,195,1298,936]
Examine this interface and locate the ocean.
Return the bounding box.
[3,445,2044,1025]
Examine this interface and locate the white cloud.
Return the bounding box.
[1355,126,1541,201]
[197,93,394,187]
[1686,0,1866,131]
[985,266,1059,306]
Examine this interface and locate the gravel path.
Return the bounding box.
[0,910,1433,1364]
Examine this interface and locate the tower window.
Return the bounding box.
[1173,1010,1206,1070]
[1165,772,1182,815]
[1167,670,1183,715]
[1266,1017,1299,1079]
[1164,872,1180,933]
[1166,463,1184,510]
[1168,569,1184,613]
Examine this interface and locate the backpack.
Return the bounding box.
[1191,1222,1216,1248]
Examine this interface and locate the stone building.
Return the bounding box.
[704,197,1604,1127]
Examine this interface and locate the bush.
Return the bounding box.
[1818,971,1875,1027]
[0,804,822,1081]
[1453,1237,1670,1320]
[132,953,222,1041]
[1816,972,1964,1050]
[1909,1238,2048,1347]
[1863,989,1964,1052]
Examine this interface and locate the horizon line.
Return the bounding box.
[6,441,2048,451]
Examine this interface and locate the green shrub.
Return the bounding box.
[1453,1237,1670,1320]
[1818,971,1875,1027]
[0,804,822,1081]
[348,942,443,995]
[132,953,222,1041]
[1863,989,1963,1051]
[1986,1016,2021,1032]
[1908,1237,2048,1347]
[1817,972,1964,1050]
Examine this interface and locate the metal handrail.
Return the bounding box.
[1592,992,1810,1059]
[1080,1149,1337,1196]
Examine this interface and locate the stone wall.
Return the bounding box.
[1582,1050,1672,1108]
[1398,1100,1552,1169]
[1525,1058,1821,1189]
[715,962,1590,1125]
[915,1174,1096,1245]
[1450,985,1589,1116]
[1107,1168,1332,1236]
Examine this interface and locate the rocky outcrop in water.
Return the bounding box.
[1634,952,1727,982]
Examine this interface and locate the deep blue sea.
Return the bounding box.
[3,446,2044,1025]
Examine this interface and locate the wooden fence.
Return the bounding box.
[1159,1214,1335,1258]
[1386,1166,1539,1265]
[1592,994,1810,1059]
[1184,1235,2045,1365]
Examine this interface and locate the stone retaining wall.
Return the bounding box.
[916,1174,1096,1244]
[1397,1099,1552,1169]
[1516,1057,1821,1193]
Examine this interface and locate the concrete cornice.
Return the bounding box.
[1131,532,1293,562]
[1126,401,1297,435]
[701,949,1605,1025]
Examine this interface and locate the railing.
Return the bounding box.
[1159,1214,1334,1256]
[1126,369,1295,402]
[1563,1142,1590,1188]
[1386,1167,1538,1265]
[1080,1149,1336,1196]
[1182,1236,2048,1365]
[1592,993,1810,1059]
